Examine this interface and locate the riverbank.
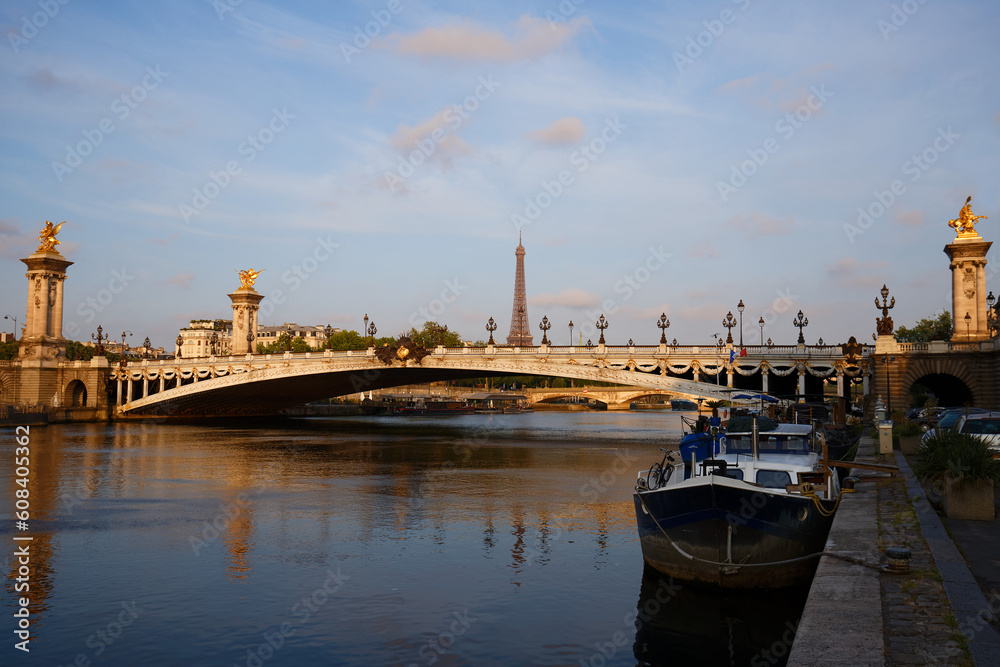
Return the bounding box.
[790,433,1000,666]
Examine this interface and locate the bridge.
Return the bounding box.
[4,212,999,422]
[112,342,868,418]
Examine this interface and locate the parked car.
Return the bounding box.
[921,407,990,443]
[955,411,1000,453]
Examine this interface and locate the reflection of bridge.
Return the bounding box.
[115,343,869,418]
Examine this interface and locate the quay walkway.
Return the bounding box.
[789,433,1000,666]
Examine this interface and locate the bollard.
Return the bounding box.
[885,546,911,574]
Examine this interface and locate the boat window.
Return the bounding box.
[756,470,791,489]
[724,469,744,481]
[758,436,778,451]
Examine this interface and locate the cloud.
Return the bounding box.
[726,213,794,237]
[380,15,592,62]
[530,288,599,308]
[716,75,761,94]
[526,116,586,146]
[893,208,924,226]
[166,273,195,289]
[687,242,720,258]
[826,257,888,289]
[389,107,472,167]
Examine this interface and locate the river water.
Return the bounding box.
[2,412,807,666]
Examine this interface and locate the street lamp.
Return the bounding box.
[209,332,218,357]
[964,312,972,339]
[722,311,737,344]
[324,324,333,350]
[657,313,670,344]
[737,299,745,346]
[987,292,999,338]
[758,316,765,346]
[93,326,107,356]
[596,314,608,344]
[486,317,497,345]
[144,336,153,360]
[246,331,255,354]
[538,316,551,345]
[174,333,182,359]
[3,314,17,339]
[119,331,132,368]
[363,314,368,338]
[793,310,809,344]
[367,321,377,347]
[568,320,574,346]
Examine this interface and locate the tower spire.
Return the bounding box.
[506,234,533,346]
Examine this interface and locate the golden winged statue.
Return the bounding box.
[236,268,265,290]
[37,221,66,252]
[949,196,988,238]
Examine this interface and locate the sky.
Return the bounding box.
[1,0,998,350]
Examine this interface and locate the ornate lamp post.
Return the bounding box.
[722,311,737,344]
[363,314,368,338]
[657,313,670,344]
[964,312,971,339]
[568,320,574,346]
[538,316,551,345]
[324,324,333,349]
[119,330,132,368]
[793,310,809,344]
[367,321,377,347]
[246,331,255,354]
[486,317,497,345]
[987,292,999,338]
[758,316,764,345]
[875,284,895,336]
[209,332,218,357]
[737,299,745,346]
[143,336,153,359]
[93,325,108,356]
[174,333,182,359]
[672,338,678,349]
[595,314,608,344]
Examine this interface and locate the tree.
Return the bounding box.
[65,340,96,361]
[895,311,952,342]
[404,321,464,348]
[324,330,367,351]
[0,341,18,360]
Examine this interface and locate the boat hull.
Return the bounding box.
[633,478,835,589]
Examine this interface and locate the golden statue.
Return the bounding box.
[37,221,66,252]
[949,196,987,238]
[236,268,265,290]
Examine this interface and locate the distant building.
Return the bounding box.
[175,320,340,358]
[0,332,15,343]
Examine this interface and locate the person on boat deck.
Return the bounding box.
[696,415,709,432]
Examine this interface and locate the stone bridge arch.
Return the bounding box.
[898,356,979,407]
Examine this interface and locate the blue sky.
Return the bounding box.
[1,0,998,349]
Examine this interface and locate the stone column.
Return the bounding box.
[944,236,992,341]
[229,288,265,355]
[20,249,73,359]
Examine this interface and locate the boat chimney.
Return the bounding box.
[751,412,759,460]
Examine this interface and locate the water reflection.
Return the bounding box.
[0,412,815,665]
[632,565,808,667]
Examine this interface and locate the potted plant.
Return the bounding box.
[895,419,923,455]
[914,430,1000,520]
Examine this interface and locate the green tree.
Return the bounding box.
[65,340,96,361]
[324,330,367,351]
[0,341,18,360]
[895,311,952,342]
[404,321,464,348]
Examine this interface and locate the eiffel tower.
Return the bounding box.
[506,232,533,346]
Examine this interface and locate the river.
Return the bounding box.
[1,412,807,666]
